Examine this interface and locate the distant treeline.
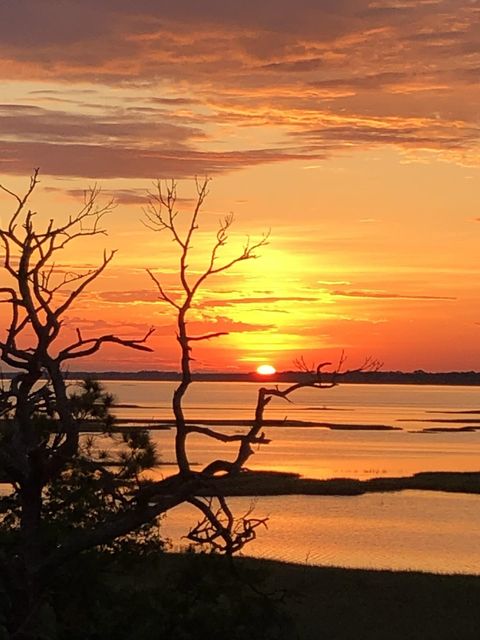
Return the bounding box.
[3,369,480,386]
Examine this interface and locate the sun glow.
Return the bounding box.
[256,364,276,375]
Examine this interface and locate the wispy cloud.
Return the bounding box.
[331,289,457,301]
[0,140,317,179]
[199,295,318,308]
[0,0,477,177]
[96,289,166,304]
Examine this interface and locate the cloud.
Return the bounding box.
[94,291,311,313]
[199,295,318,308]
[96,289,160,303]
[44,186,196,207]
[62,188,148,206]
[291,114,479,154]
[64,316,151,333]
[188,315,275,334]
[259,58,326,73]
[0,0,478,175]
[331,289,457,301]
[65,313,274,337]
[149,97,202,106]
[308,71,408,92]
[317,280,351,286]
[0,140,320,179]
[0,103,205,145]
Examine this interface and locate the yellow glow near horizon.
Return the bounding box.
[256,364,277,375]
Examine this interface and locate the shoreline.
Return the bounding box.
[80,417,480,433]
[109,417,403,430]
[2,466,480,496]
[5,370,480,387]
[226,556,480,638]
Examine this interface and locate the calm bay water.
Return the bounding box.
[164,492,480,574]
[106,381,480,480]
[103,381,480,573]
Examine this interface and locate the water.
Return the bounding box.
[104,381,480,480]
[163,492,480,574]
[81,381,480,573]
[106,380,480,428]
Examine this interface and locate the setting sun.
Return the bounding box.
[256,364,276,376]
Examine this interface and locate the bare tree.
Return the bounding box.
[0,171,159,636]
[144,179,348,553]
[0,172,360,637]
[144,179,270,475]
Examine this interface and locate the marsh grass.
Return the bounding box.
[258,558,480,640]
[208,470,480,496]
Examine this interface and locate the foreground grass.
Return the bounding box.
[256,557,480,640]
[4,545,480,639]
[50,552,480,640]
[5,469,480,496]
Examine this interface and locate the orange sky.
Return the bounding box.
[0,0,479,372]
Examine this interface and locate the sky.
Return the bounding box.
[0,0,479,372]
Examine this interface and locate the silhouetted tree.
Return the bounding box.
[0,172,347,638]
[0,170,164,636]
[144,179,340,551]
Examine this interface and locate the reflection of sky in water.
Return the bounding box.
[164,492,480,574]
[103,380,480,417]
[101,380,480,432]
[140,428,480,481]
[93,381,480,480]
[3,381,480,574]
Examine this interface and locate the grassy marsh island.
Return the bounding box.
[206,469,480,497]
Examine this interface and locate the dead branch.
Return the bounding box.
[145,179,268,478]
[187,332,228,342]
[188,424,270,445]
[59,327,155,361]
[186,496,268,555]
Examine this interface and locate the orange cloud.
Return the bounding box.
[0,0,477,176]
[331,289,456,301]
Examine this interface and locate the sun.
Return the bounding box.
[256,364,277,375]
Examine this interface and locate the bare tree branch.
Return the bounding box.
[186,496,268,555]
[188,424,271,445]
[187,332,228,342]
[145,179,269,479]
[59,327,155,361]
[146,268,180,309]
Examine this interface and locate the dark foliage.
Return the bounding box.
[0,551,291,640]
